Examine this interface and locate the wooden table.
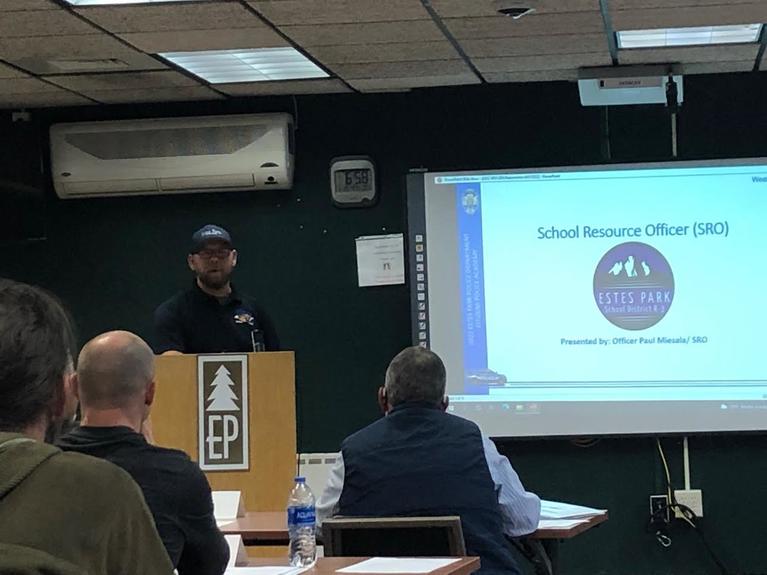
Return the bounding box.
[220,511,608,544]
[521,514,609,575]
[222,511,287,544]
[247,557,480,575]
[531,513,609,539]
[222,511,608,575]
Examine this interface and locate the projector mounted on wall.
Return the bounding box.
[577,65,683,107]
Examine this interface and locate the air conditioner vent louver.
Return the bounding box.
[51,113,293,199]
[64,125,267,160]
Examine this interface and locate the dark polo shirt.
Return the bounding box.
[58,426,229,575]
[153,281,279,354]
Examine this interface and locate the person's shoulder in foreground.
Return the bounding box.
[0,278,173,575]
[58,329,228,575]
[1,437,173,574]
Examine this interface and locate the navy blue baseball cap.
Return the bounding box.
[190,224,233,253]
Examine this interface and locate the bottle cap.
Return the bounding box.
[294,476,306,483]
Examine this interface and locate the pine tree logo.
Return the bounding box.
[207,365,239,412]
[198,355,249,471]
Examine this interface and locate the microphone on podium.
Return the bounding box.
[250,329,266,352]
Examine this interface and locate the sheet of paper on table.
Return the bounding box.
[537,519,590,530]
[338,557,460,574]
[225,566,308,575]
[213,490,245,524]
[539,500,607,520]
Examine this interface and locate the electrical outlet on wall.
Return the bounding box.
[674,489,703,517]
[649,494,670,525]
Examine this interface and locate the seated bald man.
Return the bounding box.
[58,331,229,575]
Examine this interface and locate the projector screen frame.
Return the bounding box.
[406,158,767,439]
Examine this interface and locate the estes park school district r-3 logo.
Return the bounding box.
[593,242,674,330]
[462,189,479,215]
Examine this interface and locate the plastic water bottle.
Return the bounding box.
[287,476,316,567]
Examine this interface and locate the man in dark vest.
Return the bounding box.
[317,346,540,574]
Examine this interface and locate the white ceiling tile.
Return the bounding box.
[683,61,755,74]
[0,62,27,79]
[619,43,759,65]
[249,0,429,25]
[307,41,459,64]
[348,73,480,91]
[44,70,202,91]
[0,91,94,109]
[461,34,609,57]
[0,0,757,105]
[612,4,767,30]
[0,77,61,94]
[217,78,352,95]
[332,59,471,79]
[484,69,579,83]
[76,2,268,33]
[0,34,167,74]
[355,87,412,93]
[611,0,762,8]
[280,20,444,46]
[0,8,100,37]
[475,52,611,73]
[444,12,605,39]
[430,0,600,18]
[120,28,288,53]
[85,86,223,104]
[0,1,58,11]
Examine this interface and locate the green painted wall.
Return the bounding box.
[2,73,766,574]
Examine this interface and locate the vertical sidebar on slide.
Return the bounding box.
[406,173,429,348]
[456,183,489,394]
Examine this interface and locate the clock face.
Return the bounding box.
[330,157,377,208]
[334,168,373,193]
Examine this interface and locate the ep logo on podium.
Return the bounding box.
[198,355,249,471]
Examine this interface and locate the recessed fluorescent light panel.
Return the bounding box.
[64,0,202,5]
[618,24,762,49]
[160,48,329,84]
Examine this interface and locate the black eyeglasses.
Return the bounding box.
[196,248,232,260]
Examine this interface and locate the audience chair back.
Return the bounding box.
[322,516,466,557]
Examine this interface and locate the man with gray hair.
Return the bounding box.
[0,280,172,574]
[317,346,540,575]
[58,330,229,575]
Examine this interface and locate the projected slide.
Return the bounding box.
[408,161,767,437]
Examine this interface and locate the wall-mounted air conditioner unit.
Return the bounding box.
[50,113,294,199]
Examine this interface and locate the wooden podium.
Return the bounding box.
[152,351,296,512]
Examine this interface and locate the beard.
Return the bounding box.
[198,268,231,291]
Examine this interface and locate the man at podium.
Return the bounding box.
[153,224,279,354]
